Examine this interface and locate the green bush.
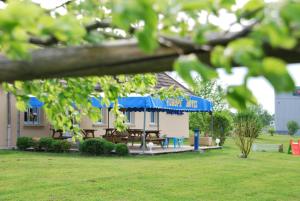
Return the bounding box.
[80,138,109,155]
[235,110,263,138]
[234,110,262,158]
[115,143,129,156]
[268,127,275,136]
[211,111,233,145]
[16,137,33,150]
[51,140,71,153]
[39,137,54,151]
[287,121,299,135]
[103,141,115,155]
[32,138,41,151]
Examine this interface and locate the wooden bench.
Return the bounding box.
[189,136,213,146]
[252,144,283,152]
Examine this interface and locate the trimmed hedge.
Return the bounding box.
[17,137,34,150]
[80,138,115,155]
[51,140,71,153]
[115,143,129,156]
[16,137,71,152]
[39,137,54,151]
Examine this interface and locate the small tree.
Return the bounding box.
[268,127,275,136]
[287,121,299,136]
[234,110,262,158]
[211,111,233,145]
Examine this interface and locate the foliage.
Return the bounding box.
[50,140,71,153]
[115,143,129,156]
[39,137,54,151]
[103,141,115,155]
[79,138,115,155]
[249,105,273,127]
[191,77,228,112]
[189,77,228,133]
[16,137,33,150]
[234,110,263,158]
[1,0,300,136]
[268,127,275,136]
[210,111,233,145]
[235,110,263,138]
[287,120,299,136]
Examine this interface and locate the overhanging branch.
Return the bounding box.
[0,38,299,83]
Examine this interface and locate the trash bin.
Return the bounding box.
[194,129,200,151]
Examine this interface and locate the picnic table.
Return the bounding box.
[103,128,165,147]
[81,129,96,139]
[50,128,71,139]
[51,128,96,140]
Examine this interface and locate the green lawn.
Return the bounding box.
[0,135,299,201]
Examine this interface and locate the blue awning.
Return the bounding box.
[28,97,44,108]
[29,95,213,113]
[91,95,213,113]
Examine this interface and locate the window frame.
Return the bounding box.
[24,107,42,125]
[150,111,157,125]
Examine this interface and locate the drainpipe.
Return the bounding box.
[6,92,12,148]
[17,111,20,138]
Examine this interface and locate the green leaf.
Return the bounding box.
[227,85,257,110]
[16,100,27,111]
[210,46,232,73]
[281,2,300,23]
[262,57,295,92]
[174,54,218,86]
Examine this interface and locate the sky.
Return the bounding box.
[171,64,300,115]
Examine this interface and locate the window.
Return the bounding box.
[150,112,156,124]
[24,107,42,125]
[95,109,105,124]
[124,111,133,124]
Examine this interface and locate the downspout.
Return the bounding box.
[157,111,160,131]
[17,111,21,138]
[6,92,12,148]
[142,107,146,153]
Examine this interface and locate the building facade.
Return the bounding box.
[0,73,191,148]
[275,87,300,134]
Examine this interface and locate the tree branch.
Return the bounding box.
[0,38,299,83]
[29,20,113,46]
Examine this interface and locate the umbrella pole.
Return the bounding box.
[107,108,110,129]
[210,112,214,135]
[143,108,146,153]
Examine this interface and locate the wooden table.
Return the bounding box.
[51,128,72,140]
[81,129,96,139]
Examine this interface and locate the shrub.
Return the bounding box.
[235,110,263,138]
[211,111,233,145]
[39,137,54,151]
[115,143,129,156]
[268,127,275,136]
[80,138,107,155]
[287,121,299,135]
[51,140,71,153]
[16,137,33,150]
[103,141,115,155]
[32,138,41,151]
[234,110,262,158]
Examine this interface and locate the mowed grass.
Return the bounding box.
[0,135,299,201]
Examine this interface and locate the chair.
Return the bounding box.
[162,137,169,149]
[173,137,184,149]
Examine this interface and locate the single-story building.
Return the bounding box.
[0,73,197,148]
[275,86,300,134]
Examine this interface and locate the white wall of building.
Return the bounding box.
[275,91,300,134]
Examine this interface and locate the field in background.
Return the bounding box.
[0,135,299,201]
